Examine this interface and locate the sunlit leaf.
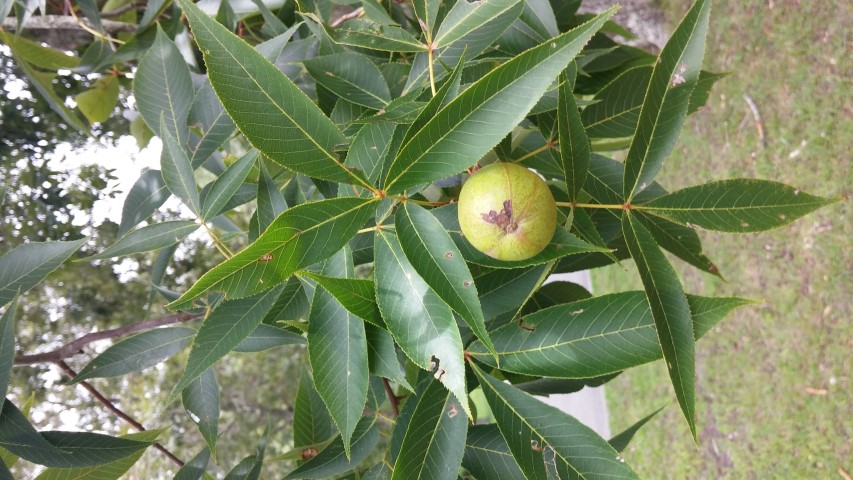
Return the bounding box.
[4,48,90,134]
[75,74,119,124]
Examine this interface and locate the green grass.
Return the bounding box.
[595,1,851,478]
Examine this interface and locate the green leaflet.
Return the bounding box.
[0,400,154,468]
[165,286,284,407]
[74,75,119,124]
[385,8,617,193]
[87,221,199,260]
[365,324,411,391]
[468,291,753,378]
[622,213,696,440]
[472,364,640,479]
[608,406,665,453]
[233,324,306,352]
[0,239,87,308]
[0,298,17,399]
[558,64,590,201]
[462,424,525,479]
[182,368,220,459]
[373,230,469,417]
[326,18,426,53]
[170,197,378,310]
[304,53,391,110]
[412,0,440,38]
[177,0,368,187]
[308,249,368,457]
[622,0,712,199]
[0,30,79,70]
[188,78,238,168]
[395,203,494,355]
[285,417,379,479]
[637,179,838,233]
[134,27,193,146]
[391,378,467,480]
[201,149,259,221]
[301,273,384,327]
[33,429,166,480]
[119,169,169,236]
[293,365,335,449]
[72,327,196,382]
[173,447,211,480]
[160,119,202,215]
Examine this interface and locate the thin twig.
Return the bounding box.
[742,93,767,148]
[14,312,202,365]
[329,7,364,27]
[382,378,399,417]
[56,361,185,468]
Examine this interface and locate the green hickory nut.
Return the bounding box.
[457,163,557,261]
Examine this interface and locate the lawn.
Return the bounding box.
[595,1,852,478]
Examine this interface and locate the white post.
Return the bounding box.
[537,270,611,438]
